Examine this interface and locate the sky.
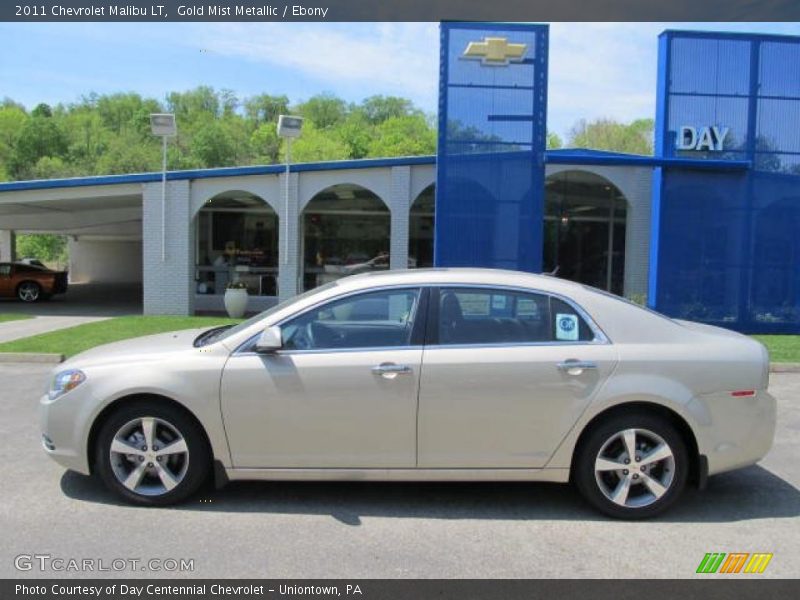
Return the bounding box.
[1,21,798,139]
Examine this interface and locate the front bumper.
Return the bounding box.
[39,387,93,475]
[691,389,777,477]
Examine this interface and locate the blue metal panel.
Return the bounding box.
[435,22,548,272]
[653,30,800,333]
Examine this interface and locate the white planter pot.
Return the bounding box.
[224,288,249,318]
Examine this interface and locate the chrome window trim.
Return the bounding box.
[236,345,425,358]
[232,281,611,356]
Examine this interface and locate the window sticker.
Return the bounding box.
[555,313,579,341]
[491,295,507,310]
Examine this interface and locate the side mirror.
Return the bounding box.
[254,325,283,353]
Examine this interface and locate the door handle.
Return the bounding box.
[557,360,598,374]
[372,363,412,379]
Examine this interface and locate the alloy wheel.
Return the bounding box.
[18,282,40,302]
[109,417,190,496]
[593,428,676,509]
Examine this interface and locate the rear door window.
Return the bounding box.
[437,287,596,345]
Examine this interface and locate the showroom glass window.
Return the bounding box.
[437,288,595,345]
[302,184,391,291]
[281,289,421,351]
[196,193,279,297]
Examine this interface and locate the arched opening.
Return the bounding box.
[409,184,435,268]
[195,190,279,298]
[302,183,390,291]
[544,170,628,295]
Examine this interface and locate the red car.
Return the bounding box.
[0,262,68,302]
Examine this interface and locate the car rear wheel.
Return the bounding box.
[95,402,210,506]
[574,412,688,519]
[17,281,41,302]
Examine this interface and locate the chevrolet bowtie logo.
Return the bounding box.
[463,37,527,66]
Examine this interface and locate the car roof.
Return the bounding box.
[334,267,588,296]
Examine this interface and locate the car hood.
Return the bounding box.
[63,328,208,369]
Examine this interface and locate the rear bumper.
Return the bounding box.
[691,389,776,476]
[52,273,68,294]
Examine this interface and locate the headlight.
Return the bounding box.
[49,369,86,400]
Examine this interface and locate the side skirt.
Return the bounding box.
[224,467,570,483]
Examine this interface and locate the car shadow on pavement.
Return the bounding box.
[60,464,799,524]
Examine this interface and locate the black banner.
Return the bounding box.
[3,580,800,600]
[2,0,800,22]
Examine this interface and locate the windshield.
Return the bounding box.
[210,280,342,344]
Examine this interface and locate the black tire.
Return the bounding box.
[573,411,689,519]
[94,401,210,506]
[16,281,41,302]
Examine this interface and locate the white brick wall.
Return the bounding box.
[137,162,654,314]
[142,180,195,315]
[276,171,300,302]
[389,166,412,271]
[0,230,14,262]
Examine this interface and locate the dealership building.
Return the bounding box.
[0,25,799,333]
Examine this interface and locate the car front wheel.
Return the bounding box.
[574,412,689,519]
[95,402,210,506]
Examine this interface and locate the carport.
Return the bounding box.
[0,178,143,316]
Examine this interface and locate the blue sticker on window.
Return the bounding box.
[556,313,578,341]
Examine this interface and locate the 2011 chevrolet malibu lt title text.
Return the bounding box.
[39,268,776,518]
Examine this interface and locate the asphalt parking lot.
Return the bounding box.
[1,363,798,579]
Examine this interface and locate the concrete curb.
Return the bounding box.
[0,353,64,364]
[770,362,800,373]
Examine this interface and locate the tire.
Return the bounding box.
[94,401,210,506]
[573,412,689,519]
[17,281,41,302]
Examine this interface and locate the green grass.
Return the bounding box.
[0,313,33,323]
[753,335,800,364]
[0,315,240,358]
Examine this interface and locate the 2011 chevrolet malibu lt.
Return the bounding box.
[39,268,776,518]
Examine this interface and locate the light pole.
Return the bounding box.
[277,115,304,267]
[150,113,177,262]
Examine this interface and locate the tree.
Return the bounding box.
[167,86,220,122]
[250,123,281,164]
[334,111,373,159]
[15,233,68,264]
[361,95,417,124]
[94,93,161,136]
[62,110,109,173]
[368,114,436,157]
[0,105,27,175]
[0,90,442,180]
[285,122,349,163]
[190,118,239,167]
[244,94,289,125]
[297,93,348,129]
[31,103,53,118]
[567,117,654,155]
[9,114,69,178]
[547,131,563,149]
[95,131,161,174]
